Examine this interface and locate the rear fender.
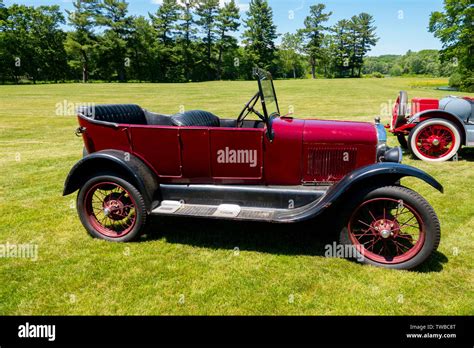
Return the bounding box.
[274,163,443,222]
[409,110,467,145]
[63,150,159,212]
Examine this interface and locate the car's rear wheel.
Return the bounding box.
[339,186,440,270]
[77,175,147,242]
[408,119,461,162]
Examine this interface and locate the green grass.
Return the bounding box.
[0,77,473,315]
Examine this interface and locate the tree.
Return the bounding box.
[196,0,219,80]
[32,6,69,82]
[330,19,352,77]
[128,16,160,82]
[2,4,68,83]
[177,0,197,81]
[65,0,99,83]
[299,3,331,79]
[0,0,7,21]
[0,0,10,83]
[242,0,278,72]
[352,13,378,77]
[150,0,181,81]
[216,0,240,80]
[96,0,133,81]
[429,0,474,91]
[150,0,180,44]
[278,32,304,78]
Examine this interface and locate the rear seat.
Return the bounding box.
[77,104,148,125]
[77,104,221,127]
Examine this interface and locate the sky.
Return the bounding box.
[5,0,445,56]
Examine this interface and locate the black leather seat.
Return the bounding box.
[171,110,220,127]
[77,104,147,125]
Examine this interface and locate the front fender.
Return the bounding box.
[408,110,467,145]
[63,150,159,211]
[273,163,442,222]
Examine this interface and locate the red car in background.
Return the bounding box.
[63,69,443,270]
[389,91,474,162]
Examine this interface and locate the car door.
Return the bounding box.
[209,127,264,183]
[130,125,182,178]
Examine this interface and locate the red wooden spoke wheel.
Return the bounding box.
[348,198,425,264]
[84,182,137,238]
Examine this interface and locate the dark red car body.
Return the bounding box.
[63,70,444,270]
[79,115,377,186]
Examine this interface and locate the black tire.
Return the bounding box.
[77,174,147,242]
[397,134,408,149]
[338,186,440,270]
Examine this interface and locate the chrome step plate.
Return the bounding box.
[152,200,182,214]
[213,204,241,218]
[151,202,276,221]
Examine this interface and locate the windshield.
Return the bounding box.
[255,69,280,119]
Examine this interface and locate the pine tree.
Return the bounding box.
[216,0,240,80]
[299,3,331,79]
[150,0,180,81]
[150,0,180,45]
[331,19,352,77]
[353,13,378,77]
[242,0,278,72]
[196,0,219,80]
[65,0,98,83]
[178,0,197,81]
[96,0,133,81]
[128,16,159,82]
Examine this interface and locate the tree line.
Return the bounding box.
[0,0,383,83]
[363,50,457,77]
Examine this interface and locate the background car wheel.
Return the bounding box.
[396,134,408,149]
[339,186,440,270]
[408,119,461,162]
[77,174,147,242]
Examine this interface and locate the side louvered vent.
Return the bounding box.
[305,146,358,183]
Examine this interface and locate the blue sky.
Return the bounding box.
[5,0,445,56]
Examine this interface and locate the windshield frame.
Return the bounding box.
[255,69,280,121]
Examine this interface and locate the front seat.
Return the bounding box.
[171,110,220,127]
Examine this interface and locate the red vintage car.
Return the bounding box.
[64,69,443,270]
[389,91,474,162]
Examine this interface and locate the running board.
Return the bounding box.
[151,201,280,221]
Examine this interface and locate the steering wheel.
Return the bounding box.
[237,92,265,127]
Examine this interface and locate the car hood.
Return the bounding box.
[303,119,377,145]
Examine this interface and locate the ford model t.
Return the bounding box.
[64,69,443,270]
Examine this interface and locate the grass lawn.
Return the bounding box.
[0,77,473,315]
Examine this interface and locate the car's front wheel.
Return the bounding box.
[77,174,147,242]
[339,186,440,270]
[408,119,461,162]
